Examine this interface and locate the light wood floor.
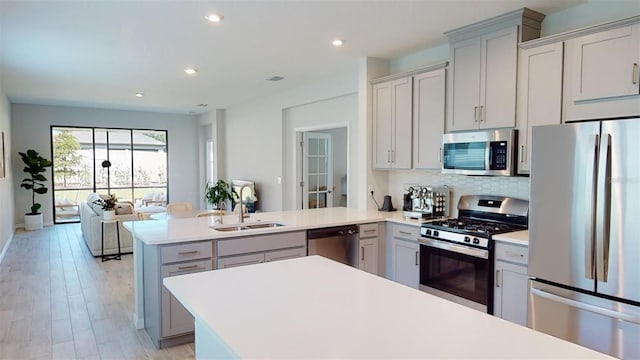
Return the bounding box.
[0,224,195,359]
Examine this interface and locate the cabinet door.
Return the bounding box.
[373,82,393,169]
[161,259,213,337]
[217,253,265,269]
[494,260,529,326]
[391,238,419,289]
[448,37,482,131]
[413,69,446,169]
[570,24,640,102]
[480,26,518,129]
[358,238,378,275]
[265,247,306,262]
[516,42,564,174]
[391,77,413,169]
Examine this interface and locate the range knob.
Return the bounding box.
[473,238,480,245]
[425,229,432,236]
[464,236,471,243]
[433,230,439,237]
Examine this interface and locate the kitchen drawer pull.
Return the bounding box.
[415,251,419,266]
[474,106,479,122]
[634,63,639,85]
[439,147,443,162]
[505,250,524,258]
[519,145,525,163]
[399,230,412,235]
[363,229,376,233]
[361,247,365,261]
[479,106,484,122]
[387,149,391,163]
[178,264,200,270]
[495,270,501,287]
[178,250,199,255]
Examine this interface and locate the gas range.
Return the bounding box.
[417,195,529,314]
[420,195,529,249]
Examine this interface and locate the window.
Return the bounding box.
[51,126,168,223]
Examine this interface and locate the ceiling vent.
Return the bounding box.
[196,104,208,107]
[266,76,285,82]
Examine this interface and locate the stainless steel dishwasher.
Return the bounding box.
[307,225,359,267]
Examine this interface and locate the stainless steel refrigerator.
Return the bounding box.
[529,118,640,359]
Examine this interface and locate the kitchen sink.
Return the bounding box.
[210,222,285,232]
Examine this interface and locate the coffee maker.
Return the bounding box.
[402,185,449,220]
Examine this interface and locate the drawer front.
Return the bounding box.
[265,247,307,262]
[217,231,306,257]
[161,241,212,264]
[161,259,213,278]
[217,253,265,269]
[392,224,419,241]
[495,242,529,265]
[359,223,379,239]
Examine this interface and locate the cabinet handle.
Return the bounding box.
[439,147,443,163]
[178,250,198,255]
[387,149,391,163]
[178,264,200,270]
[505,250,525,258]
[415,251,419,266]
[399,231,412,235]
[363,229,376,233]
[519,145,525,163]
[633,63,639,85]
[361,247,365,261]
[495,270,501,287]
[474,106,479,122]
[391,149,396,163]
[479,105,484,122]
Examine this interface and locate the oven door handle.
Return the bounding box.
[420,238,489,259]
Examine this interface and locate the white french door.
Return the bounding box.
[302,132,333,209]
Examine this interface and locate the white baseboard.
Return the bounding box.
[0,231,14,265]
[16,221,55,229]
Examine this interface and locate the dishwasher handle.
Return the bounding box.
[307,225,359,239]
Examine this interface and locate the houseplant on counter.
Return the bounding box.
[205,180,237,211]
[19,149,52,230]
[92,194,118,221]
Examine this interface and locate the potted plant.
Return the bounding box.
[93,194,118,221]
[19,149,52,230]
[205,180,236,211]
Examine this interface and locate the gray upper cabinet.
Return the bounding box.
[372,77,413,169]
[516,41,564,174]
[564,21,640,121]
[412,68,446,169]
[445,8,545,132]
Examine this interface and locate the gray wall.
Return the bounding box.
[11,104,199,227]
[0,82,14,258]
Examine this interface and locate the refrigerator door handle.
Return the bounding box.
[530,287,640,324]
[584,134,599,280]
[596,133,612,282]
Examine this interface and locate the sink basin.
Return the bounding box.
[211,222,285,232]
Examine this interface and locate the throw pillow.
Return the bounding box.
[115,202,133,215]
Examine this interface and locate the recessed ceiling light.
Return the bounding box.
[332,39,344,47]
[184,68,198,75]
[135,92,144,97]
[205,14,223,23]
[266,76,285,82]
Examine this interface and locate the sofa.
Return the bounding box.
[80,193,140,257]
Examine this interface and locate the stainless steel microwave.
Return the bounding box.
[442,129,517,176]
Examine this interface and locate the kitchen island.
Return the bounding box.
[164,255,609,359]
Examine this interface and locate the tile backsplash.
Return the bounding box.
[388,170,530,217]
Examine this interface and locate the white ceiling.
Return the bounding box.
[0,0,584,115]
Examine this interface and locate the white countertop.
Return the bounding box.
[164,256,608,359]
[493,230,529,246]
[125,207,425,245]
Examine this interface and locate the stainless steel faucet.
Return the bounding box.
[237,184,249,223]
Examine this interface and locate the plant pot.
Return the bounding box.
[24,213,43,231]
[103,210,116,221]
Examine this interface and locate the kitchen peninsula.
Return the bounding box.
[165,255,608,359]
[125,207,403,346]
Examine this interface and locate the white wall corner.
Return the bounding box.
[0,231,14,265]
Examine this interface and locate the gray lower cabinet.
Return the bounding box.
[216,231,307,269]
[493,241,529,326]
[389,224,420,289]
[144,240,213,348]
